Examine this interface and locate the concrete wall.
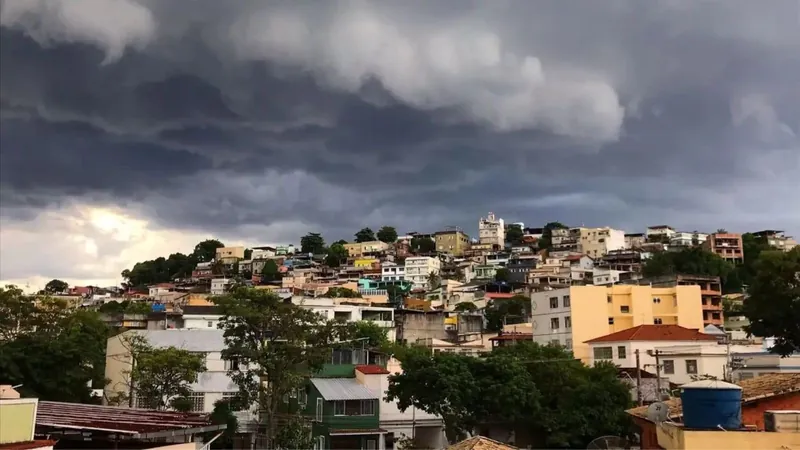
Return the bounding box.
[656,422,800,449]
[0,398,37,444]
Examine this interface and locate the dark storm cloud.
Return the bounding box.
[1,0,798,239]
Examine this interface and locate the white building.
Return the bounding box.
[404,256,441,289]
[530,288,575,351]
[478,212,505,247]
[182,305,222,330]
[381,262,406,282]
[670,232,709,247]
[592,268,628,286]
[577,227,626,259]
[646,225,676,241]
[293,298,397,341]
[210,278,232,295]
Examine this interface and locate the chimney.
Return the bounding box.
[0,385,21,399]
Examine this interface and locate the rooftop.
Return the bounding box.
[585,325,717,344]
[627,373,800,422]
[355,365,390,375]
[447,436,518,450]
[310,378,378,401]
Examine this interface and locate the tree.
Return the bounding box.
[506,224,523,246]
[427,272,441,290]
[344,320,390,350]
[326,287,361,298]
[244,248,253,260]
[494,268,510,283]
[742,248,800,356]
[273,416,314,450]
[213,288,345,447]
[206,399,239,449]
[484,295,531,332]
[0,286,109,403]
[642,247,739,292]
[537,222,567,250]
[737,232,774,287]
[386,342,632,447]
[45,279,69,294]
[453,302,477,312]
[355,227,376,243]
[260,260,280,283]
[410,236,436,254]
[377,226,399,244]
[300,232,326,254]
[131,342,207,410]
[193,239,225,263]
[325,242,349,268]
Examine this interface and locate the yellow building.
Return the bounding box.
[215,246,245,262]
[530,285,704,363]
[656,421,799,449]
[434,230,470,256]
[353,258,379,268]
[343,241,390,259]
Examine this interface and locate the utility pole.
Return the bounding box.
[654,349,663,400]
[635,349,643,406]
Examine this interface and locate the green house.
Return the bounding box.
[305,377,385,450]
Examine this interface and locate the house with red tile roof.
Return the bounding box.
[585,325,721,385]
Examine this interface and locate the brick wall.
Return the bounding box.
[742,392,800,430]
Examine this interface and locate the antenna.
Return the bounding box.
[646,401,670,424]
[586,436,629,450]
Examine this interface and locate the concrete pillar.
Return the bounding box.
[378,433,386,450]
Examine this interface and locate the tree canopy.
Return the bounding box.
[484,295,530,332]
[505,224,523,246]
[453,301,477,312]
[45,279,69,293]
[742,248,800,356]
[355,227,377,243]
[537,222,567,250]
[410,236,436,253]
[377,226,399,243]
[386,342,632,447]
[326,286,361,298]
[0,286,109,403]
[260,259,280,283]
[642,247,740,292]
[121,239,225,288]
[300,232,326,254]
[193,239,225,263]
[494,268,510,283]
[325,242,349,268]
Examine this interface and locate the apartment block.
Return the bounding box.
[215,246,245,263]
[530,284,704,363]
[380,262,405,282]
[703,232,744,263]
[577,227,626,258]
[404,256,441,289]
[752,230,798,252]
[629,274,724,327]
[343,241,390,259]
[646,225,676,242]
[478,212,505,247]
[434,230,470,256]
[624,233,646,249]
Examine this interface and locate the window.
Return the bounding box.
[188,393,205,412]
[549,297,559,308]
[224,358,240,371]
[334,400,346,416]
[617,346,627,359]
[361,399,375,415]
[550,317,560,330]
[207,321,213,328]
[608,317,615,325]
[565,316,572,328]
[686,359,698,374]
[593,346,613,360]
[366,439,377,450]
[563,295,571,307]
[653,297,661,303]
[607,295,612,303]
[565,339,573,349]
[297,388,307,406]
[620,306,630,313]
[654,318,663,325]
[334,400,374,416]
[662,360,675,374]
[135,395,156,409]
[315,398,323,421]
[549,339,560,346]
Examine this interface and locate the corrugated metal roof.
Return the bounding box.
[310,378,378,400]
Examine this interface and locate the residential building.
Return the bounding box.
[192,261,214,279]
[210,277,232,295]
[215,246,245,263]
[646,225,676,242]
[295,298,397,341]
[105,330,238,414]
[434,229,471,256]
[343,241,390,259]
[530,285,704,363]
[478,212,505,247]
[627,275,724,327]
[473,264,498,281]
[250,246,276,259]
[549,227,579,256]
[598,249,650,273]
[585,325,720,385]
[752,230,798,252]
[506,257,537,284]
[484,253,510,267]
[395,310,484,347]
[148,283,175,297]
[353,258,379,269]
[181,305,222,330]
[577,227,625,259]
[733,338,800,380]
[625,233,646,249]
[404,256,441,289]
[592,268,633,286]
[380,262,405,282]
[703,232,744,263]
[669,231,708,248]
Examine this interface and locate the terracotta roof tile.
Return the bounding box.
[447,436,518,450]
[355,365,390,375]
[0,441,57,450]
[585,325,717,344]
[626,373,800,421]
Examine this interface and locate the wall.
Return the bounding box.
[0,399,37,444]
[741,392,800,429]
[105,332,133,403]
[656,422,800,450]
[397,311,448,344]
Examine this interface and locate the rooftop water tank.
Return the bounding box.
[680,379,742,430]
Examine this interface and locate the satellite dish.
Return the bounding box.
[587,435,629,449]
[646,401,670,423]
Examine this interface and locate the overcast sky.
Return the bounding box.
[1,0,799,289]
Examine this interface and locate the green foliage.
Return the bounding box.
[326,287,361,298]
[537,222,567,250]
[273,415,314,450]
[261,259,280,282]
[300,232,326,254]
[505,224,524,246]
[742,248,800,356]
[0,286,110,402]
[244,248,253,260]
[213,287,346,446]
[737,233,774,287]
[345,320,391,350]
[453,301,477,312]
[385,342,633,447]
[206,399,239,448]
[642,247,740,292]
[377,226,399,244]
[131,342,207,410]
[427,271,441,290]
[494,268,510,283]
[121,239,224,288]
[484,295,530,332]
[355,227,377,243]
[325,242,349,268]
[45,279,69,293]
[194,239,225,262]
[410,236,436,253]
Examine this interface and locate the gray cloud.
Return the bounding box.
[1,0,799,253]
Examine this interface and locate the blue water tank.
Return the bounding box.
[680,380,742,430]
